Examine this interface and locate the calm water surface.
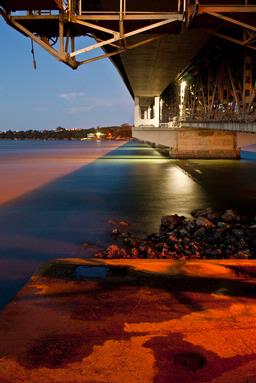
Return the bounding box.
[0,140,256,308]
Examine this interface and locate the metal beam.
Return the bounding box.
[205,11,256,33]
[199,6,256,13]
[70,18,179,58]
[209,30,256,51]
[9,17,78,68]
[74,18,118,36]
[77,35,162,67]
[78,13,183,21]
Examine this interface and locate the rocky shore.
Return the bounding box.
[94,209,256,260]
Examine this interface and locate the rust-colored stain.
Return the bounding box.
[0,259,256,383]
[22,334,84,369]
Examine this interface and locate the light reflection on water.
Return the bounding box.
[0,140,256,308]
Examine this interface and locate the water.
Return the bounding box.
[0,139,256,309]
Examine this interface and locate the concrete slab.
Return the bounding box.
[1,258,256,383]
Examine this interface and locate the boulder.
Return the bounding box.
[195,216,215,228]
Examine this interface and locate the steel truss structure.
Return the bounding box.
[0,0,184,69]
[161,43,256,123]
[1,1,256,69]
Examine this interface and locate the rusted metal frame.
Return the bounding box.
[11,15,59,20]
[199,6,256,13]
[65,28,70,52]
[71,35,75,53]
[188,0,199,22]
[207,66,214,115]
[119,0,124,38]
[78,13,183,20]
[178,0,181,13]
[70,18,178,58]
[210,73,218,113]
[242,50,247,115]
[59,15,64,53]
[190,80,199,118]
[77,35,162,66]
[74,18,118,36]
[119,0,127,48]
[247,80,256,113]
[209,31,256,51]
[226,61,241,113]
[207,67,210,114]
[243,31,256,45]
[94,37,121,49]
[199,74,207,115]
[205,11,256,33]
[185,0,191,27]
[68,0,72,19]
[9,17,78,68]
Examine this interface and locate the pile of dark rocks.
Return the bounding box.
[94,209,256,260]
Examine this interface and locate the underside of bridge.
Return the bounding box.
[1,0,256,156]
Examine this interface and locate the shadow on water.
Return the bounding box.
[176,158,256,214]
[0,141,256,308]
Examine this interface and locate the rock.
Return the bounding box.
[214,228,226,240]
[94,251,103,258]
[168,235,178,243]
[105,245,127,258]
[237,249,251,259]
[184,220,196,231]
[217,221,229,229]
[118,220,129,227]
[179,228,189,237]
[191,208,213,218]
[111,228,120,236]
[204,247,222,258]
[221,209,240,223]
[101,209,255,261]
[237,238,247,250]
[232,228,244,237]
[195,217,215,228]
[146,247,158,258]
[161,214,185,229]
[108,219,118,225]
[131,248,139,258]
[194,227,206,237]
[206,211,221,221]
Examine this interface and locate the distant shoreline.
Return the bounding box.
[0,125,132,141]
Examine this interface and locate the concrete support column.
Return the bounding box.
[147,106,151,120]
[134,96,160,128]
[134,96,141,127]
[153,96,160,127]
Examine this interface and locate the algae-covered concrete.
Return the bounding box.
[0,258,256,383]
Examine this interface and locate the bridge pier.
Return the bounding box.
[134,96,160,128]
[132,126,256,159]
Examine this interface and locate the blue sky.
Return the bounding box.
[0,18,133,131]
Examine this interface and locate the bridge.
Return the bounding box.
[1,0,256,157]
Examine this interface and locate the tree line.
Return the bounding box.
[0,125,132,140]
